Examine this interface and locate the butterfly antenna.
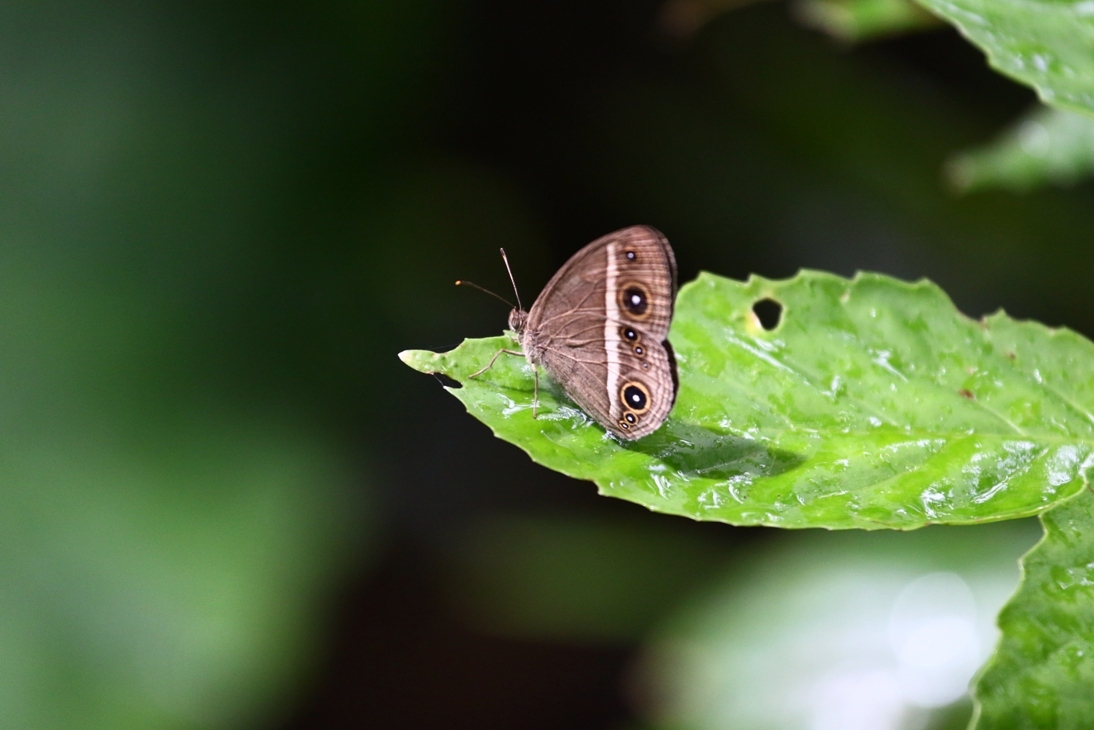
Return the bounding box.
[454,279,515,309]
[499,248,523,311]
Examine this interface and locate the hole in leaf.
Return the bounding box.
[752,298,783,331]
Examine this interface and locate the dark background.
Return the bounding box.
[2,1,1090,729]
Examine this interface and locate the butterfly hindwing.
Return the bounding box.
[524,226,678,440]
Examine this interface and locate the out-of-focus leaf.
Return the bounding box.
[658,0,938,40]
[403,270,1094,529]
[911,0,1094,115]
[447,514,731,643]
[971,488,1094,729]
[587,7,1094,336]
[637,523,1037,730]
[795,0,939,42]
[0,410,367,730]
[947,105,1094,192]
[0,3,419,724]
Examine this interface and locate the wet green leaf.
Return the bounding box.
[971,488,1094,729]
[911,0,1094,114]
[795,0,939,42]
[402,271,1094,529]
[948,105,1094,192]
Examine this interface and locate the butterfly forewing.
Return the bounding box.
[524,226,678,440]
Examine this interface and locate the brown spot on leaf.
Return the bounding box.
[959,389,975,399]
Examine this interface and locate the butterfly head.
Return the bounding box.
[508,308,528,334]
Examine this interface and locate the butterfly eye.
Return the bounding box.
[624,412,638,424]
[625,250,637,261]
[620,326,640,342]
[634,346,644,356]
[620,381,651,414]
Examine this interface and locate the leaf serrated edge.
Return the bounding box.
[689,268,957,298]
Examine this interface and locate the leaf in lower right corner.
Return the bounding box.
[972,488,1094,729]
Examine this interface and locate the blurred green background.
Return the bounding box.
[3,1,1090,728]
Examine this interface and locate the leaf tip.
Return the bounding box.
[398,349,440,374]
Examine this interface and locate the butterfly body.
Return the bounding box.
[508,226,678,440]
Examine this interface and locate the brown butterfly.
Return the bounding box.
[470,226,678,440]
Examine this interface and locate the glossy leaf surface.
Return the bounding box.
[401,271,1094,529]
[972,488,1094,728]
[912,0,1094,114]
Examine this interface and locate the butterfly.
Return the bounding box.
[471,226,678,440]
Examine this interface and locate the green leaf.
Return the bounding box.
[401,271,1094,530]
[911,0,1094,115]
[971,488,1094,728]
[638,522,1037,730]
[0,409,366,729]
[948,105,1094,192]
[794,0,939,42]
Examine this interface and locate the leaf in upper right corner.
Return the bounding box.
[971,487,1094,729]
[911,0,1094,115]
[948,105,1094,192]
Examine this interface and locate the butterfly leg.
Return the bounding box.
[468,348,523,378]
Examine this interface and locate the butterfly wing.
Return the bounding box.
[525,225,678,440]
